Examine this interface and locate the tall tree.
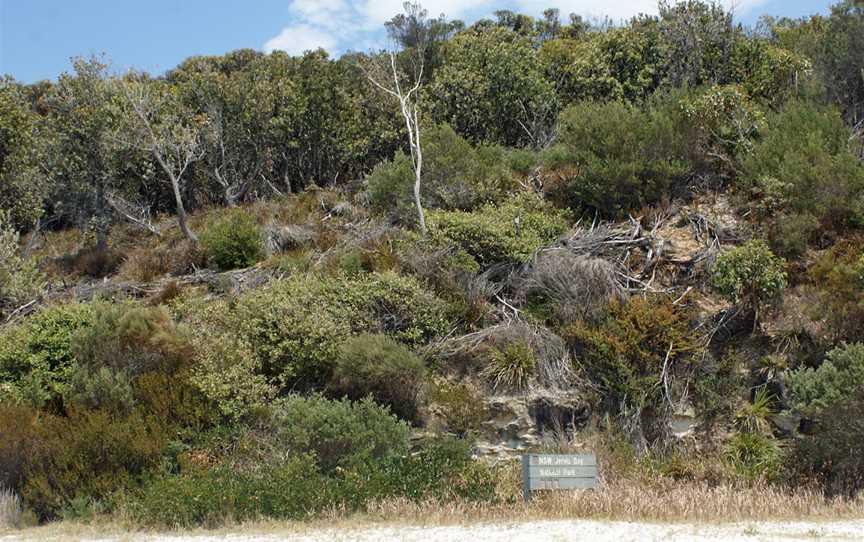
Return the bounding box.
[49,56,118,250]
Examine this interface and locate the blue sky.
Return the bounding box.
[1,0,836,83]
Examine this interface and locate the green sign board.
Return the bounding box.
[521,453,598,501]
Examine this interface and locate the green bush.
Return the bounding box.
[200,211,264,270]
[126,438,497,528]
[787,390,864,498]
[258,395,410,474]
[0,302,94,407]
[125,458,328,527]
[428,192,571,266]
[787,343,864,415]
[228,272,451,390]
[682,85,765,174]
[546,99,691,217]
[712,240,787,328]
[724,432,782,482]
[329,334,426,422]
[741,101,864,231]
[366,125,514,222]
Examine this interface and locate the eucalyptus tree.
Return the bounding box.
[47,56,119,250]
[118,75,207,243]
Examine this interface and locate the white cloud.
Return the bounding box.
[263,24,338,55]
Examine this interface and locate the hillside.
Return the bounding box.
[2,0,864,531]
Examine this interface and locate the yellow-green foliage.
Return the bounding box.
[0,302,94,406]
[200,210,264,270]
[179,272,451,411]
[712,240,787,315]
[428,192,571,266]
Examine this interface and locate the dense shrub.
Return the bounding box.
[428,192,571,266]
[540,28,663,105]
[126,438,496,528]
[21,408,171,519]
[742,102,864,231]
[200,210,264,270]
[366,125,514,221]
[228,272,451,390]
[125,458,329,527]
[787,343,864,415]
[0,302,93,407]
[428,26,556,147]
[255,395,410,474]
[329,334,426,422]
[546,99,691,217]
[787,390,864,498]
[712,240,787,328]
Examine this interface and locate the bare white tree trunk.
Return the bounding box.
[363,5,429,234]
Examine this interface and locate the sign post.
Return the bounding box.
[521,453,598,502]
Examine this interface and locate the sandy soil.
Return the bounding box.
[4,519,864,542]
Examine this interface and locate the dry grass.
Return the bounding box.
[4,479,863,540]
[0,486,22,530]
[363,482,864,526]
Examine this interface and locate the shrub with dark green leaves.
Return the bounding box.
[546,99,691,217]
[787,343,864,415]
[428,192,571,266]
[787,390,864,498]
[366,125,514,222]
[329,334,426,422]
[742,101,864,231]
[200,211,264,270]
